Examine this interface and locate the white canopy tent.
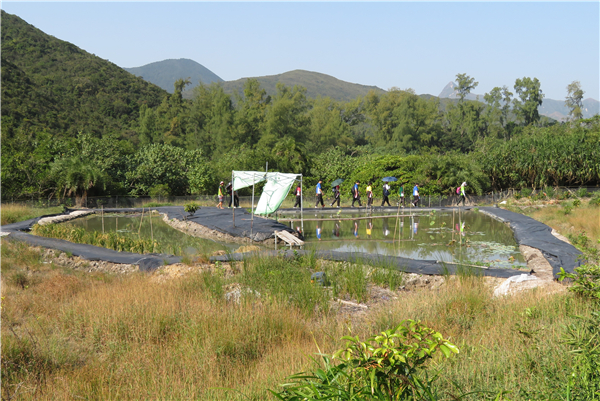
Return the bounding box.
[231,170,303,236]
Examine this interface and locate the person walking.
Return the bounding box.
[233,189,240,208]
[330,185,341,207]
[412,183,420,207]
[381,182,391,207]
[398,184,405,207]
[217,181,225,209]
[315,179,325,208]
[351,180,362,207]
[293,183,302,208]
[226,182,233,208]
[366,182,373,207]
[459,181,467,206]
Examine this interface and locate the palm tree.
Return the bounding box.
[50,156,107,207]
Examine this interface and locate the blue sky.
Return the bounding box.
[2,1,599,100]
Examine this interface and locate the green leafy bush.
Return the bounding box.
[184,202,200,216]
[270,320,459,400]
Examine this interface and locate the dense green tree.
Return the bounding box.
[233,78,270,147]
[125,143,206,196]
[565,80,585,121]
[50,155,108,205]
[364,88,442,153]
[513,77,544,126]
[258,83,310,150]
[186,83,235,158]
[455,73,479,102]
[307,97,354,154]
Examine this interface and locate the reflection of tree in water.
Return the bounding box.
[303,211,523,264]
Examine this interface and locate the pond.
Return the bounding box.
[281,210,526,269]
[64,213,237,256]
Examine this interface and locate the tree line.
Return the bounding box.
[2,71,598,202]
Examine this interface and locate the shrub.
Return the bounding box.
[577,188,590,198]
[520,188,532,198]
[573,198,581,207]
[270,320,459,400]
[184,202,200,216]
[148,184,170,198]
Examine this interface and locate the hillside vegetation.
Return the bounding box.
[196,69,387,103]
[1,10,599,204]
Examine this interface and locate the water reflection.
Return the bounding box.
[299,211,526,269]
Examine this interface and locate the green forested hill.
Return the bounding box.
[1,10,167,139]
[186,69,386,102]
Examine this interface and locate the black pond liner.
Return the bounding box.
[1,206,296,272]
[1,206,583,277]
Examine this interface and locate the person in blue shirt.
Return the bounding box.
[315,179,324,208]
[412,184,420,207]
[351,180,362,207]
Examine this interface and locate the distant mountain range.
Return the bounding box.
[125,58,599,121]
[438,82,600,121]
[124,59,223,92]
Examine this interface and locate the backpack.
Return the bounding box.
[456,186,461,194]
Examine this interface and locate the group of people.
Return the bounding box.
[217,179,467,209]
[217,181,240,209]
[305,180,434,209]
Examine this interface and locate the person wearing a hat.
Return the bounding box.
[352,180,362,207]
[315,179,325,208]
[217,181,225,209]
[459,182,467,206]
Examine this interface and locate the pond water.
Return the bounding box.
[281,210,526,269]
[64,214,236,256]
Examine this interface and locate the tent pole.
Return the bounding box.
[232,171,235,227]
[251,173,255,240]
[300,175,304,235]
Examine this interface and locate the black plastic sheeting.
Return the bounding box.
[5,231,179,271]
[210,250,519,278]
[1,206,294,271]
[2,206,583,277]
[479,207,583,276]
[91,207,295,242]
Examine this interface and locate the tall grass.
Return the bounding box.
[523,201,600,245]
[2,234,597,400]
[1,204,63,225]
[31,223,160,254]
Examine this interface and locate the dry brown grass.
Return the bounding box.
[2,199,597,401]
[523,202,600,245]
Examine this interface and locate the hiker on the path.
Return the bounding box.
[226,182,235,208]
[217,181,225,209]
[412,184,420,207]
[381,182,391,207]
[398,184,405,207]
[352,180,362,207]
[459,182,467,206]
[330,185,341,208]
[366,182,373,207]
[293,183,302,208]
[315,179,325,208]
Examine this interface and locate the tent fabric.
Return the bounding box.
[232,171,267,191]
[254,173,298,215]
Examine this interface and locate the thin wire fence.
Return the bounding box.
[3,186,599,210]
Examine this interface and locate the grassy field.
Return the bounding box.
[1,204,64,225]
[1,201,599,400]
